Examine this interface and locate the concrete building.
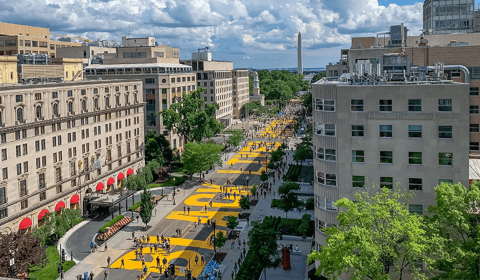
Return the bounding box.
[122,36,156,47]
[423,0,476,35]
[85,42,195,152]
[18,58,83,81]
[232,69,250,118]
[312,60,470,252]
[55,46,117,67]
[0,22,81,57]
[0,73,145,233]
[298,32,303,75]
[337,30,480,156]
[0,55,17,84]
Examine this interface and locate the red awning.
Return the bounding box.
[19,218,32,230]
[55,201,66,212]
[117,172,125,181]
[127,168,134,176]
[107,177,115,186]
[70,194,80,204]
[38,209,49,221]
[96,182,105,191]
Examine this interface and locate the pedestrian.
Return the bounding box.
[94,242,98,252]
[273,191,275,198]
[157,234,160,243]
[90,241,94,253]
[231,270,234,279]
[205,205,208,212]
[141,256,145,268]
[121,257,125,268]
[232,239,235,249]
[104,269,108,280]
[136,215,139,223]
[195,254,199,265]
[163,257,167,267]
[105,242,108,251]
[150,244,153,253]
[89,271,94,280]
[107,256,111,267]
[246,217,249,226]
[132,231,135,240]
[143,265,148,277]
[187,206,190,215]
[198,216,201,224]
[243,239,246,249]
[201,253,205,265]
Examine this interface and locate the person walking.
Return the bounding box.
[107,256,111,267]
[120,257,125,268]
[187,206,190,215]
[195,254,199,265]
[90,241,94,253]
[156,256,160,268]
[231,270,234,279]
[105,242,108,251]
[201,253,205,265]
[104,269,109,280]
[89,271,94,280]
[132,231,135,240]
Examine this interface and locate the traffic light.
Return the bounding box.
[57,266,62,273]
[186,270,192,280]
[11,265,16,277]
[61,249,65,263]
[170,264,175,275]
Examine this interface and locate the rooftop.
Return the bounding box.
[0,79,140,91]
[85,63,192,69]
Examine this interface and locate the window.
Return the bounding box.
[0,187,5,205]
[1,149,6,161]
[325,174,336,186]
[17,108,23,123]
[379,125,392,138]
[380,177,393,189]
[409,204,423,215]
[471,124,479,133]
[351,99,363,112]
[55,167,62,182]
[438,99,452,112]
[409,178,422,191]
[21,199,28,210]
[39,173,45,189]
[439,152,453,166]
[471,142,480,151]
[35,105,42,119]
[351,125,364,137]
[470,87,479,96]
[325,124,335,136]
[380,151,393,164]
[325,149,336,161]
[15,95,23,102]
[408,125,422,138]
[22,144,27,155]
[20,180,27,197]
[316,147,324,160]
[2,167,7,180]
[53,103,58,116]
[471,106,479,114]
[408,99,421,112]
[145,78,155,84]
[439,179,453,184]
[352,150,364,163]
[68,101,73,113]
[352,176,365,188]
[379,100,392,112]
[409,152,422,165]
[82,100,86,111]
[439,126,453,139]
[16,163,22,175]
[16,145,20,157]
[324,100,335,111]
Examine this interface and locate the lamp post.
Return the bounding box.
[212,218,217,260]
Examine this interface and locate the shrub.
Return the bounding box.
[270,199,280,208]
[305,198,314,210]
[129,201,141,212]
[99,215,124,233]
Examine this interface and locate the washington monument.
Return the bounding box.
[297,32,303,75]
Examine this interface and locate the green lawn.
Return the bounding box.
[147,175,188,189]
[173,166,189,176]
[29,246,75,280]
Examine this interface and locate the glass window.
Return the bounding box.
[352,125,364,137]
[439,179,453,184]
[380,177,393,189]
[408,125,422,138]
[380,151,393,164]
[379,125,392,138]
[470,87,479,96]
[145,78,155,84]
[439,152,453,166]
[409,178,422,191]
[352,176,365,188]
[325,149,336,161]
[439,126,453,138]
[352,150,364,163]
[408,99,421,112]
[17,108,23,122]
[351,99,363,112]
[438,99,452,112]
[325,124,335,136]
[316,172,324,184]
[324,100,335,111]
[470,142,479,151]
[0,187,5,204]
[471,124,479,133]
[379,100,392,112]
[315,123,323,135]
[316,147,324,160]
[470,106,479,114]
[325,174,336,186]
[409,152,422,165]
[409,204,423,215]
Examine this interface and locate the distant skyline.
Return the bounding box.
[0,0,461,69]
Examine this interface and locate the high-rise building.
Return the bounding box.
[423,0,475,34]
[0,65,145,233]
[313,59,469,251]
[84,41,195,152]
[232,69,250,119]
[297,32,303,75]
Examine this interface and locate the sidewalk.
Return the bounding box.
[60,148,239,280]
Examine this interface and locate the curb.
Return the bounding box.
[58,220,88,263]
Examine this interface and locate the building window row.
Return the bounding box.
[344,98,453,113]
[349,125,453,139]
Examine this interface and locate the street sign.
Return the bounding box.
[180,266,185,273]
[9,258,14,266]
[263,159,267,165]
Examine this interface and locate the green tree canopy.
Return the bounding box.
[158,88,223,142]
[311,72,326,84]
[239,196,251,211]
[308,187,433,280]
[277,182,302,218]
[427,182,480,278]
[294,145,312,164]
[227,216,239,231]
[139,189,154,228]
[256,70,310,103]
[144,130,172,164]
[214,231,227,251]
[247,219,282,275]
[260,171,268,183]
[181,141,222,177]
[226,129,244,147]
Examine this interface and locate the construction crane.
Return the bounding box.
[50,33,90,42]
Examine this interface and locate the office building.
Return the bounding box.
[85,41,195,151]
[423,0,476,34]
[232,69,249,119]
[0,69,145,233]
[313,59,469,251]
[0,22,82,57]
[55,46,117,67]
[18,58,84,81]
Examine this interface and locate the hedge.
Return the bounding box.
[129,201,141,212]
[305,198,314,210]
[270,199,279,208]
[99,215,124,233]
[283,164,302,182]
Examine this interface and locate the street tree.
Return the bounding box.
[158,88,223,142]
[427,181,480,279]
[277,182,302,218]
[260,171,268,184]
[214,231,227,252]
[181,141,222,178]
[227,216,239,232]
[293,145,311,165]
[226,129,244,147]
[239,195,251,211]
[145,131,173,164]
[250,184,258,198]
[307,187,433,280]
[0,231,46,277]
[139,189,154,229]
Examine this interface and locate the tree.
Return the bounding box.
[158,88,223,142]
[227,216,239,231]
[239,196,251,211]
[226,129,244,147]
[146,159,162,181]
[139,189,154,228]
[277,182,302,218]
[293,145,312,165]
[260,171,268,184]
[214,231,227,251]
[311,72,326,84]
[308,187,433,280]
[181,141,222,177]
[302,91,312,112]
[0,231,46,277]
[427,181,480,279]
[250,184,258,197]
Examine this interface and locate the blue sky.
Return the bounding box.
[0,0,470,69]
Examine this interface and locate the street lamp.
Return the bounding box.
[212,218,217,260]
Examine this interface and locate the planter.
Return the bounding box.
[97,217,132,241]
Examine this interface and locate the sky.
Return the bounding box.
[1,0,476,69]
